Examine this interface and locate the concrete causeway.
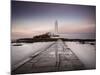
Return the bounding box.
[12,39,85,74]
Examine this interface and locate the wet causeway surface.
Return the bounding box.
[12,39,85,74]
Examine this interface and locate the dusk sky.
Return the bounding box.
[11,1,96,39]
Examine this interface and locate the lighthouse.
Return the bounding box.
[50,20,59,38]
[55,20,58,34]
[51,20,59,37]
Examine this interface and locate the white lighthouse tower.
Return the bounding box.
[55,20,58,34]
[52,20,59,37]
[50,20,59,38]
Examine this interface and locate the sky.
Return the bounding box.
[11,1,96,40]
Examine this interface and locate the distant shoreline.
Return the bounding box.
[11,38,96,43]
